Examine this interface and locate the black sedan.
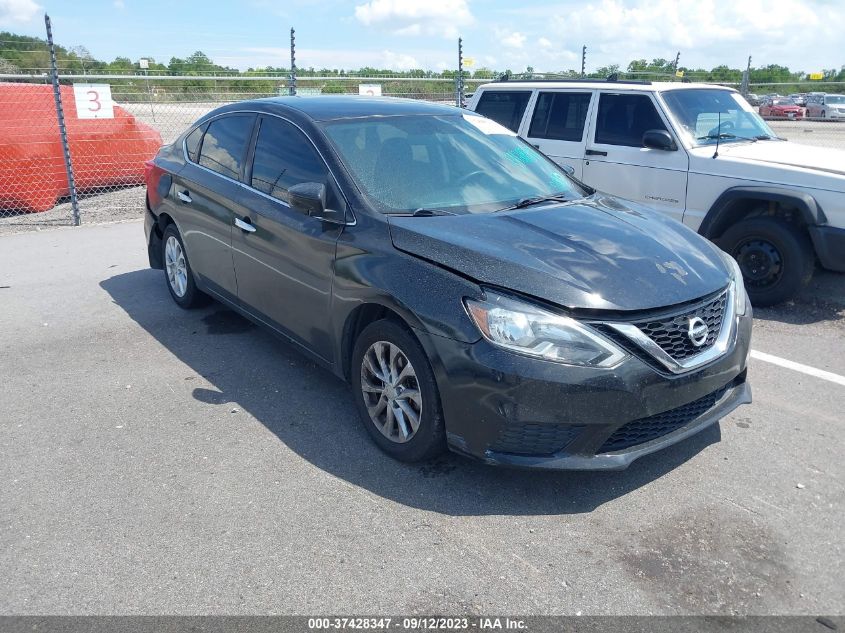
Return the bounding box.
[144,96,752,470]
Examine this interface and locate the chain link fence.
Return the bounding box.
[1,19,843,234]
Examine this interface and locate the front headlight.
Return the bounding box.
[720,251,748,316]
[464,291,627,367]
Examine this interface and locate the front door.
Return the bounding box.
[522,90,595,179]
[581,92,689,223]
[232,115,345,362]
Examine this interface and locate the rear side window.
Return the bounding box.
[198,115,254,180]
[184,125,204,162]
[475,91,531,132]
[595,93,667,147]
[250,116,340,208]
[528,92,592,141]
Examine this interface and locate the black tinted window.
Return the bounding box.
[528,92,592,141]
[184,125,204,162]
[251,116,330,205]
[198,115,253,180]
[595,93,667,147]
[475,91,531,132]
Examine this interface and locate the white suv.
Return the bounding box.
[468,80,845,306]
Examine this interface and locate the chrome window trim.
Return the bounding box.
[605,284,737,374]
[181,109,356,226]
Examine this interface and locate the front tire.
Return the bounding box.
[162,224,209,309]
[351,319,446,462]
[717,217,814,307]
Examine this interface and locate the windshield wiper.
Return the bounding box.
[398,208,456,217]
[697,133,758,143]
[754,134,784,141]
[495,194,572,213]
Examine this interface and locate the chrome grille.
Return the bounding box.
[632,291,727,361]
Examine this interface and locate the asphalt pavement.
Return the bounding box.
[0,221,842,615]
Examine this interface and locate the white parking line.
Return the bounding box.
[751,350,845,387]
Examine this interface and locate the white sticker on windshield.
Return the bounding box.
[463,114,517,136]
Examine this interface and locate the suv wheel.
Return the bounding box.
[717,217,814,307]
[162,224,209,309]
[351,319,446,462]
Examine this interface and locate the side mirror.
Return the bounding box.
[560,164,576,176]
[642,129,677,151]
[288,182,326,217]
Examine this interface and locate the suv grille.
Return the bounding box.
[598,383,731,453]
[633,291,727,361]
[490,423,583,456]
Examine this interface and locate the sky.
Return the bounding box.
[1,0,843,73]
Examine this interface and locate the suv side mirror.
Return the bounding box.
[560,164,576,176]
[642,129,677,151]
[288,182,326,217]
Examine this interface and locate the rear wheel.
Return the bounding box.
[351,319,446,462]
[717,217,814,307]
[162,224,209,309]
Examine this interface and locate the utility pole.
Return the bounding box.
[289,28,297,96]
[740,55,752,96]
[673,51,681,72]
[456,37,464,107]
[581,45,586,77]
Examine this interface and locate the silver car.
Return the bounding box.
[806,93,845,119]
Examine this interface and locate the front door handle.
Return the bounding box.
[235,217,256,233]
[177,190,192,203]
[585,149,607,156]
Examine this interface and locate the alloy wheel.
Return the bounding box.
[165,235,188,298]
[360,340,423,443]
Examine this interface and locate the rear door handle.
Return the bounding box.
[585,149,607,156]
[177,190,192,203]
[234,217,256,233]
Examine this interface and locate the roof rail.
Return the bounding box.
[494,73,652,85]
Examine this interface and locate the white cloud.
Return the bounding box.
[235,47,434,71]
[494,28,526,49]
[354,0,474,39]
[0,0,41,25]
[538,37,552,49]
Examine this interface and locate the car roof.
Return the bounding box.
[475,80,737,93]
[217,95,462,122]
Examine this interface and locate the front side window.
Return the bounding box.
[528,92,592,142]
[251,116,330,205]
[661,89,777,146]
[322,114,582,214]
[474,91,531,132]
[594,93,668,147]
[197,115,254,180]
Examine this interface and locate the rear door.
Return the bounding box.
[522,90,595,178]
[172,113,255,299]
[581,92,689,223]
[231,115,346,361]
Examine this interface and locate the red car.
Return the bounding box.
[0,83,162,213]
[759,98,805,119]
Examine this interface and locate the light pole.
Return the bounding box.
[139,58,155,121]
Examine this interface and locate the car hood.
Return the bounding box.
[698,140,845,178]
[388,195,730,312]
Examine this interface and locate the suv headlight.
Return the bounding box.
[464,291,627,367]
[720,251,748,316]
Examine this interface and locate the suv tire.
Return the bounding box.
[717,217,814,307]
[351,319,446,462]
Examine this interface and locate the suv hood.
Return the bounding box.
[693,141,845,178]
[388,195,729,312]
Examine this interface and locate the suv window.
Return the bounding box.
[595,93,667,147]
[198,115,254,180]
[251,116,339,207]
[475,91,531,132]
[528,92,591,141]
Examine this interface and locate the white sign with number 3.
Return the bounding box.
[73,83,114,119]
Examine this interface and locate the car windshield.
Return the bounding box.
[773,99,793,106]
[321,114,583,214]
[661,88,777,146]
[826,95,845,104]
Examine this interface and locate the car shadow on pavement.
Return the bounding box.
[102,269,722,517]
[753,269,845,326]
